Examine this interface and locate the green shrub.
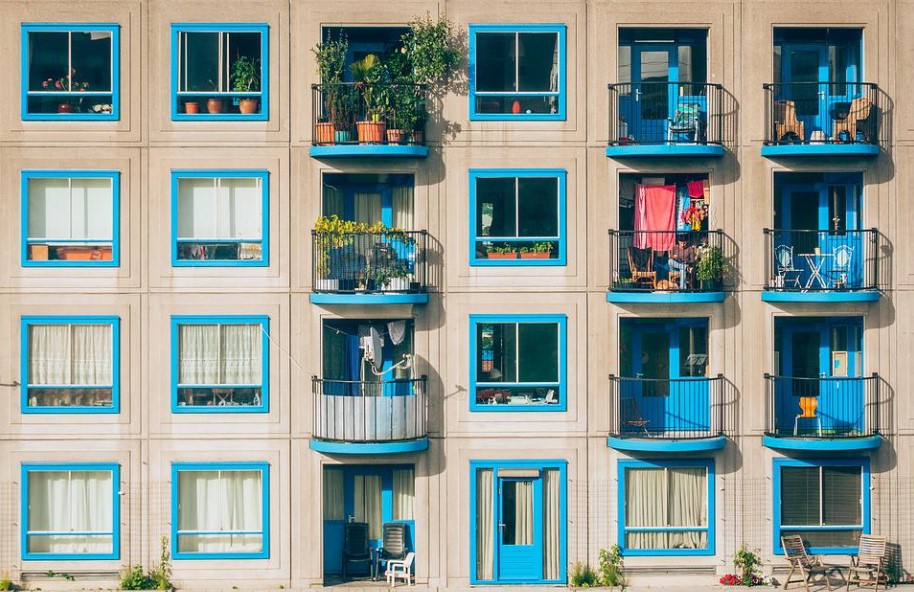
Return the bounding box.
[598,544,625,587]
[570,561,598,588]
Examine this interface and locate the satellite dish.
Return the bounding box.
[370,327,383,371]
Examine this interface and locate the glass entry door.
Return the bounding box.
[497,477,543,581]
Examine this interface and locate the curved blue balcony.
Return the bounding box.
[310,377,428,455]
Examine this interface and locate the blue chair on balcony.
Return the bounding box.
[775,245,802,289]
[827,244,854,289]
[667,103,702,144]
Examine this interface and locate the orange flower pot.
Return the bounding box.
[357,120,387,144]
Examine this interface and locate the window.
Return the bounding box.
[171,24,269,120]
[22,24,119,120]
[21,463,120,560]
[619,460,714,556]
[22,170,119,267]
[172,463,269,559]
[172,171,269,266]
[470,315,566,411]
[470,170,566,266]
[21,316,120,414]
[774,459,868,554]
[469,25,566,120]
[171,316,269,413]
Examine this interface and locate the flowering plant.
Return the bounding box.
[720,573,764,586]
[42,69,90,92]
[682,203,706,227]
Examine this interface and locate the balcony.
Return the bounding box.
[606,82,729,158]
[311,229,428,305]
[607,230,728,303]
[762,82,880,157]
[764,374,882,451]
[607,375,732,452]
[310,82,429,158]
[762,229,880,303]
[310,377,428,454]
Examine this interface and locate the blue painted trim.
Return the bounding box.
[309,437,428,455]
[469,314,568,412]
[469,459,567,584]
[468,169,567,267]
[310,293,429,305]
[468,24,566,121]
[309,145,429,158]
[608,435,727,452]
[772,458,870,555]
[20,170,121,268]
[605,144,725,158]
[171,462,270,560]
[21,316,120,414]
[171,24,269,121]
[21,463,121,560]
[761,144,879,157]
[606,291,725,304]
[170,170,270,268]
[761,290,880,303]
[21,24,120,121]
[763,434,882,452]
[618,459,715,556]
[170,315,269,413]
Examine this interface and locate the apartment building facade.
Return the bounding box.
[0,0,910,589]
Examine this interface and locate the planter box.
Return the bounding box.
[56,246,112,261]
[356,120,386,144]
[520,251,552,259]
[486,252,518,259]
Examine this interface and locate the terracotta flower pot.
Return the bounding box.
[386,128,407,144]
[356,120,387,144]
[206,98,225,114]
[238,98,259,114]
[314,122,336,145]
[409,130,425,145]
[520,251,552,259]
[184,101,200,114]
[487,251,518,259]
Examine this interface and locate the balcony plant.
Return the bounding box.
[351,54,388,143]
[486,244,518,259]
[312,31,349,143]
[520,241,554,259]
[231,55,261,114]
[696,244,726,291]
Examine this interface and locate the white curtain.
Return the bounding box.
[625,468,668,549]
[178,324,261,386]
[28,324,112,386]
[514,481,534,545]
[27,470,113,554]
[354,192,383,224]
[476,469,494,581]
[668,468,708,549]
[177,177,262,240]
[625,467,707,550]
[392,185,414,230]
[28,177,113,240]
[392,469,414,520]
[354,475,382,540]
[177,469,263,553]
[323,470,344,521]
[543,469,561,580]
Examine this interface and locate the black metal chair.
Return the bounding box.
[378,523,409,579]
[342,522,371,579]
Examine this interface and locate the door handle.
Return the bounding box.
[498,522,506,530]
[635,89,642,100]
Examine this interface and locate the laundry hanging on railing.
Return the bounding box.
[633,184,676,251]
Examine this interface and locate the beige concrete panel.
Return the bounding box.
[147,0,290,145]
[0,147,143,291]
[1,294,142,438]
[446,292,587,435]
[146,438,290,585]
[146,147,290,291]
[0,1,143,144]
[146,293,291,437]
[587,293,612,435]
[894,1,914,142]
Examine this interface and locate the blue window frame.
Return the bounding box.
[171,23,269,121]
[21,463,120,560]
[470,460,567,584]
[469,169,566,266]
[171,170,269,267]
[21,170,120,267]
[470,314,567,411]
[21,23,120,121]
[773,458,869,555]
[171,462,269,560]
[618,459,715,556]
[21,316,120,414]
[171,315,269,413]
[469,24,566,121]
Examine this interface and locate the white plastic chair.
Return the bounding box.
[386,551,415,586]
[775,245,802,288]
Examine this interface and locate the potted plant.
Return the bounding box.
[231,55,261,114]
[351,54,387,143]
[520,241,554,259]
[44,70,90,113]
[312,32,348,143]
[486,244,518,259]
[204,79,224,114]
[370,260,411,291]
[696,245,726,291]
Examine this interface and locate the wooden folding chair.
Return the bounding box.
[774,100,806,143]
[847,535,887,591]
[781,535,831,592]
[833,97,873,144]
[620,397,650,436]
[627,247,656,289]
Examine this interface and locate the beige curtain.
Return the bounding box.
[178,324,261,385]
[354,475,382,539]
[392,469,414,520]
[392,185,414,229]
[354,192,383,224]
[543,469,561,580]
[626,467,707,550]
[177,469,263,553]
[668,468,708,549]
[28,324,112,386]
[27,470,114,554]
[323,470,344,521]
[625,468,668,549]
[514,481,534,545]
[476,469,494,580]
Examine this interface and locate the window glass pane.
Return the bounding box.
[70,31,112,92]
[219,178,262,239]
[177,469,263,553]
[28,179,72,239]
[501,480,533,545]
[392,469,415,520]
[177,178,217,239]
[178,324,261,385]
[618,45,631,84]
[781,529,861,548]
[477,323,518,383]
[822,466,861,525]
[518,323,558,383]
[476,33,515,92]
[678,326,708,377]
[476,178,516,237]
[28,32,69,91]
[781,466,820,526]
[28,324,113,392]
[180,32,219,92]
[27,469,114,555]
[517,33,557,92]
[228,32,262,91]
[72,179,114,239]
[517,178,558,237]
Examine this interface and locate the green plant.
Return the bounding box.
[400,13,460,90]
[733,545,763,586]
[351,54,387,121]
[696,245,726,282]
[313,216,413,278]
[598,545,625,588]
[0,571,16,591]
[231,55,260,93]
[312,31,348,83]
[120,566,155,591]
[119,537,172,590]
[489,244,518,255]
[521,241,554,254]
[570,561,598,588]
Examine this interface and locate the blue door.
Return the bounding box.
[497,476,543,581]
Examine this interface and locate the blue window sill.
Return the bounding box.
[607,291,725,304]
[173,259,267,268]
[763,434,882,452]
[173,112,268,122]
[309,145,429,158]
[309,437,429,455]
[608,435,727,453]
[605,144,725,158]
[310,292,429,305]
[471,258,566,267]
[469,113,565,122]
[761,144,879,157]
[761,290,880,303]
[23,406,118,415]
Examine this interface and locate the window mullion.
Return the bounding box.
[819,466,825,527]
[515,323,520,383]
[67,32,73,92]
[514,33,520,92]
[218,324,225,384]
[514,178,520,239]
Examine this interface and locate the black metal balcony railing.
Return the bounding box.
[763,82,879,146]
[608,82,729,146]
[764,374,880,438]
[311,82,428,146]
[609,230,728,292]
[312,377,427,443]
[609,375,731,439]
[763,229,878,291]
[312,230,428,294]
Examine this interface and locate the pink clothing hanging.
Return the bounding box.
[687,180,705,199]
[633,184,676,251]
